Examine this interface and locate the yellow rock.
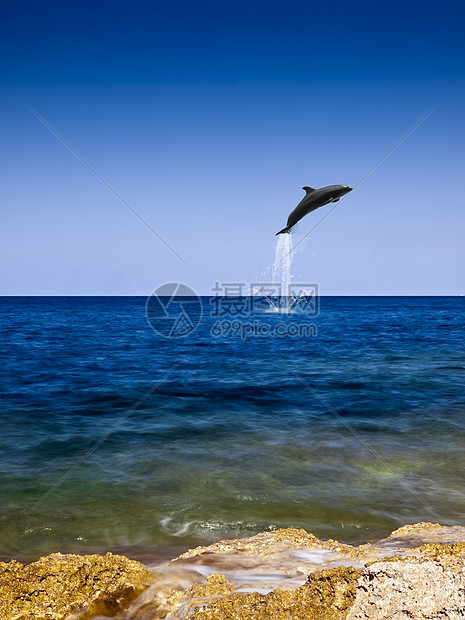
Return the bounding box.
[0,551,153,620]
[188,566,361,620]
[5,523,465,619]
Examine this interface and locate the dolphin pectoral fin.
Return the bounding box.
[332,198,340,202]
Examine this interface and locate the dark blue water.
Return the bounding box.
[1,296,465,561]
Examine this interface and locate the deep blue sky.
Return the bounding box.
[1,0,464,294]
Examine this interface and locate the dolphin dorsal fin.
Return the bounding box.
[302,186,315,194]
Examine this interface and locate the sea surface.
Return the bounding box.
[1,296,465,562]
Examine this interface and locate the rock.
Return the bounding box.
[0,551,153,620]
[377,522,465,550]
[348,555,465,619]
[188,566,361,620]
[144,557,465,620]
[5,523,465,619]
[126,523,465,619]
[177,527,360,560]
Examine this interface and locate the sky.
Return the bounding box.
[1,0,464,295]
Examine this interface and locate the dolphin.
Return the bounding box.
[276,184,353,235]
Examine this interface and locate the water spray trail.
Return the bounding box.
[272,233,293,312]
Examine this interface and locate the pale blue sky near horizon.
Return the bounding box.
[1,0,464,295]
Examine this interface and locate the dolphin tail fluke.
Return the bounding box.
[276,226,291,235]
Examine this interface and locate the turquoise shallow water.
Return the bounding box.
[1,296,465,561]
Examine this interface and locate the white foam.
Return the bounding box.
[270,233,294,313]
[272,233,293,291]
[291,548,337,562]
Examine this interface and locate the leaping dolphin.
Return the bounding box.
[276,184,353,235]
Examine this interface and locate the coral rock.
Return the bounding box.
[0,551,152,620]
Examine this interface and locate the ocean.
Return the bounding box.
[1,295,464,561]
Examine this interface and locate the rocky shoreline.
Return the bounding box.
[2,522,465,619]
